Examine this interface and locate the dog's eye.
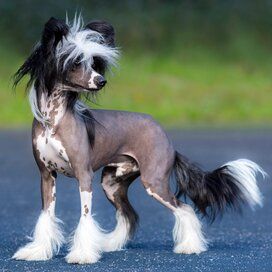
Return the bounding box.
[74,60,81,67]
[72,59,81,71]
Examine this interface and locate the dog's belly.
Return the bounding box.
[36,132,74,177]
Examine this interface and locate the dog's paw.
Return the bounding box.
[65,250,100,264]
[12,242,52,261]
[65,251,100,264]
[173,243,207,255]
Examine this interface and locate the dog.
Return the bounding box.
[12,15,266,264]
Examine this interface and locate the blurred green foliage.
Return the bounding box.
[0,0,272,127]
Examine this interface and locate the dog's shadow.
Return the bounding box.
[206,239,262,252]
[126,238,261,253]
[127,241,171,251]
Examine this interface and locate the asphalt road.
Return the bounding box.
[0,129,271,272]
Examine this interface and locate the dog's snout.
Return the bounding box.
[95,76,107,87]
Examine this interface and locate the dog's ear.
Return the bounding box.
[39,17,69,91]
[85,20,115,47]
[41,17,69,57]
[14,17,69,92]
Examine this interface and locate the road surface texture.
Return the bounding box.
[0,129,271,272]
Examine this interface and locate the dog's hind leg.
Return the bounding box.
[12,170,64,261]
[141,156,207,255]
[101,162,140,252]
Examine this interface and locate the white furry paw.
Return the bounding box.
[173,242,207,254]
[102,238,125,253]
[66,216,104,264]
[65,250,100,264]
[102,241,124,253]
[102,212,130,252]
[173,205,208,255]
[12,211,64,261]
[12,242,52,261]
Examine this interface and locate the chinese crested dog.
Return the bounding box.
[12,15,266,264]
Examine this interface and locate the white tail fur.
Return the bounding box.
[222,159,266,208]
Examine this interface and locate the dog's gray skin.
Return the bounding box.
[32,87,177,218]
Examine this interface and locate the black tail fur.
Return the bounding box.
[173,151,259,221]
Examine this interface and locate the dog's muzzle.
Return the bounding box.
[88,71,106,90]
[94,76,107,88]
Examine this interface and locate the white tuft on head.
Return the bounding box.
[56,14,119,72]
[222,159,267,208]
[173,205,208,254]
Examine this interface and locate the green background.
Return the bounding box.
[1,0,272,127]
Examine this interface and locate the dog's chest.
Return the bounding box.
[36,131,73,177]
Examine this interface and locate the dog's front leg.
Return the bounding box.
[65,171,105,264]
[13,169,65,261]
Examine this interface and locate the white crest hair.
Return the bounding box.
[56,14,119,72]
[29,84,46,126]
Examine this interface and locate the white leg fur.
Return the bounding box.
[65,215,105,264]
[222,159,266,208]
[12,211,64,261]
[102,211,130,252]
[173,205,207,254]
[65,191,105,264]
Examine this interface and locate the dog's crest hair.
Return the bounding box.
[14,14,119,147]
[56,15,119,73]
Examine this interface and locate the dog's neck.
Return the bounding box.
[38,86,67,130]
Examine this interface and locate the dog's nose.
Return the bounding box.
[95,76,107,88]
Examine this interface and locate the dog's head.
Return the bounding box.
[14,16,119,93]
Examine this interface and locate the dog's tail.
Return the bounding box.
[173,151,266,220]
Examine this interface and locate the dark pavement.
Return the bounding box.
[0,129,271,272]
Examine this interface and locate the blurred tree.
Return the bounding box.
[1,0,272,54]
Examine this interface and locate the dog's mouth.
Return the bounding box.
[63,80,102,92]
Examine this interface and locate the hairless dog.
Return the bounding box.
[12,15,266,264]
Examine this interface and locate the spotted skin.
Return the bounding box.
[35,88,73,178]
[80,191,92,217]
[101,162,140,240]
[36,131,73,177]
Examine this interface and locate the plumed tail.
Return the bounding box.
[174,151,266,221]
